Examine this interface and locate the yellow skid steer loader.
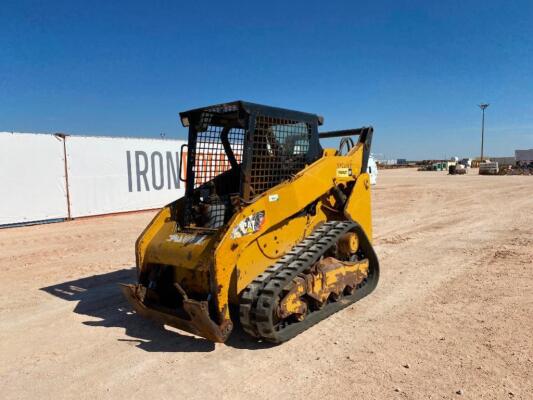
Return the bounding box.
[122,101,379,343]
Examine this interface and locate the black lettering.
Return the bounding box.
[126,151,133,192]
[135,151,150,191]
[151,151,164,190]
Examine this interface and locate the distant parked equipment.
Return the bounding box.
[377,159,397,166]
[459,158,472,168]
[449,164,466,175]
[479,161,499,175]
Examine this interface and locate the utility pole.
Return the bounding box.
[478,103,489,162]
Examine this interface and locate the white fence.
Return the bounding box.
[0,133,69,225]
[65,136,186,217]
[0,132,186,226]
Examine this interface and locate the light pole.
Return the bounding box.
[478,103,489,162]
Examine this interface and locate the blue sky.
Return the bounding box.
[1,1,532,159]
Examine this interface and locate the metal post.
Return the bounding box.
[479,103,489,162]
[54,133,72,220]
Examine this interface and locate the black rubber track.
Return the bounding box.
[238,229,323,337]
[239,220,380,343]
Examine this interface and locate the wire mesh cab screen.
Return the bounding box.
[245,115,311,199]
[180,101,321,228]
[192,111,245,189]
[183,104,246,229]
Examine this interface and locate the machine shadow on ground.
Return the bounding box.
[40,268,275,353]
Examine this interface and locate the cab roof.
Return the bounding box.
[179,100,323,126]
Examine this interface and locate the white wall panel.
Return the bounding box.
[515,149,533,162]
[65,136,186,217]
[0,132,68,225]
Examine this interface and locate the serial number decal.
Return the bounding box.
[336,167,352,177]
[231,211,266,239]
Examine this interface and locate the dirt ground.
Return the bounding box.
[0,168,531,400]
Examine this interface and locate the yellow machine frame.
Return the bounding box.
[122,101,378,343]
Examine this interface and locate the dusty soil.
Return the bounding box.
[0,169,532,400]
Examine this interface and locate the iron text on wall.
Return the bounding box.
[126,151,181,192]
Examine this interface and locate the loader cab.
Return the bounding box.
[179,101,323,228]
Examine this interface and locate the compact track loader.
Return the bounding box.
[122,101,379,343]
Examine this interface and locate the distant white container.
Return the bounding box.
[367,156,378,185]
[451,156,459,162]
